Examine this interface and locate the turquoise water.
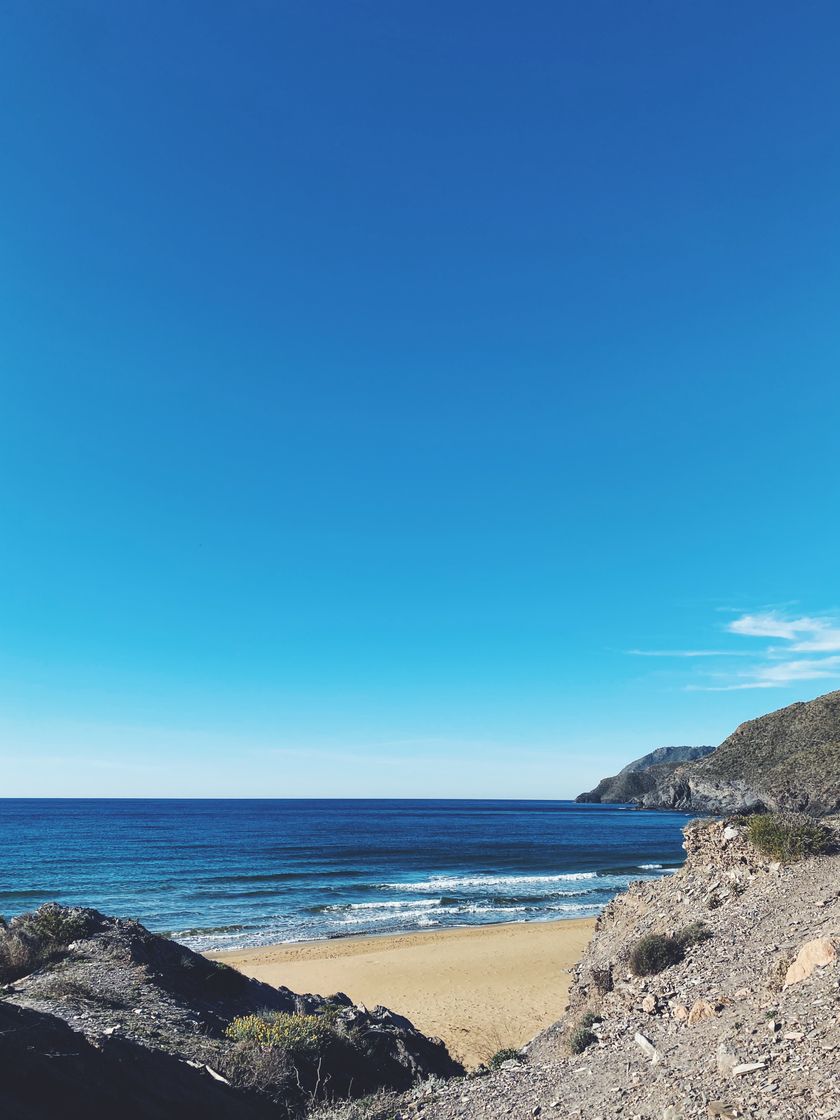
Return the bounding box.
[0,799,691,950]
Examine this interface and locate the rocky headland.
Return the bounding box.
[577,690,840,816]
[576,745,715,806]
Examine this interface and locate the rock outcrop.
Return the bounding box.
[576,744,715,804]
[579,690,840,816]
[0,905,462,1118]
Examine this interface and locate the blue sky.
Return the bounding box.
[2,2,840,797]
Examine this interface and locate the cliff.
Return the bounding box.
[405,814,840,1120]
[578,690,840,816]
[576,744,715,804]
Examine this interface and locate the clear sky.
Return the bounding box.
[2,2,840,797]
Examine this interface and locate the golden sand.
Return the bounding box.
[209,917,594,1068]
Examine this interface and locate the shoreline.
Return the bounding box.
[209,915,595,1068]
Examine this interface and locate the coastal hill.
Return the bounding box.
[576,744,715,805]
[394,814,840,1120]
[577,689,840,816]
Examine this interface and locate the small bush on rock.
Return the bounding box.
[19,905,91,945]
[308,1090,403,1120]
[488,1047,523,1068]
[225,1011,335,1059]
[628,933,684,976]
[675,921,712,949]
[578,1010,602,1029]
[746,812,834,863]
[0,904,97,984]
[568,1025,596,1054]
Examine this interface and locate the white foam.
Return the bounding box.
[382,871,597,893]
[325,898,442,912]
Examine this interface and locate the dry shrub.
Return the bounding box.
[628,933,684,977]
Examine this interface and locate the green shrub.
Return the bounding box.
[488,1047,523,1068]
[225,1011,335,1059]
[578,1010,602,1029]
[628,933,684,976]
[675,921,712,949]
[0,904,96,984]
[746,812,834,863]
[568,1026,596,1054]
[19,905,91,945]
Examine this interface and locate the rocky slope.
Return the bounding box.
[577,745,715,804]
[0,905,462,1118]
[373,815,840,1120]
[579,690,840,816]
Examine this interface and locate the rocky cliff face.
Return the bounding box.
[579,690,840,816]
[404,816,840,1120]
[0,905,462,1119]
[576,744,715,804]
[635,690,840,815]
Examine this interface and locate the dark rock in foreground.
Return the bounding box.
[0,1000,273,1119]
[0,904,462,1118]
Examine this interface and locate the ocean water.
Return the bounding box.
[0,799,691,951]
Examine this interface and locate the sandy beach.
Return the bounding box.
[210,917,594,1068]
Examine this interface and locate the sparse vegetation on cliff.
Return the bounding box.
[674,920,713,949]
[226,1011,337,1057]
[568,1024,597,1053]
[628,932,684,976]
[0,903,100,984]
[487,1047,522,1068]
[745,811,834,863]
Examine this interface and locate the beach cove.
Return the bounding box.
[210,916,595,1067]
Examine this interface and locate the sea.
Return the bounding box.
[0,799,691,952]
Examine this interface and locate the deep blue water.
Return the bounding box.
[0,800,691,951]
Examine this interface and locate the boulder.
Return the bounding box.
[783,937,837,987]
[687,999,716,1025]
